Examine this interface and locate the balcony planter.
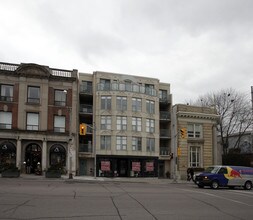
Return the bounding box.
[45,165,63,178]
[1,168,20,178]
[45,170,61,178]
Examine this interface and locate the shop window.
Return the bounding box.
[0,112,12,129]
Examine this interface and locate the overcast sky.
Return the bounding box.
[0,0,252,103]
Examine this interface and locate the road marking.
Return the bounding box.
[181,189,253,207]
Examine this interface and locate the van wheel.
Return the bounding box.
[244,181,252,190]
[211,180,219,189]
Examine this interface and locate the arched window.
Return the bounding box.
[0,142,16,169]
[49,144,66,167]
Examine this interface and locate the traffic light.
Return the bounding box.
[180,128,187,139]
[79,123,87,135]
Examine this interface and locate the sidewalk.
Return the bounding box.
[18,174,189,184]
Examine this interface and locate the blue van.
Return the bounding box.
[195,165,253,190]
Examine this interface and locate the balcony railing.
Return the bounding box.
[159,95,171,104]
[80,84,93,95]
[80,104,93,114]
[160,147,170,155]
[0,96,13,102]
[79,144,93,153]
[97,83,157,97]
[160,129,171,138]
[160,111,170,120]
[0,123,12,129]
[0,62,19,71]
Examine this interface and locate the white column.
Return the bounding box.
[42,140,47,172]
[16,139,22,170]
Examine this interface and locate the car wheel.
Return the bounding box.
[211,180,219,189]
[244,181,252,190]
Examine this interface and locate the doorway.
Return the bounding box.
[25,144,41,174]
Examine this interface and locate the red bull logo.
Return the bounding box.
[224,166,242,179]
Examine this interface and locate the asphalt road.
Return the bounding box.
[0,178,252,220]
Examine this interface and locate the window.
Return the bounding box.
[80,81,92,94]
[146,119,155,133]
[100,136,111,150]
[132,98,142,112]
[101,96,111,110]
[54,90,67,106]
[145,84,155,96]
[0,84,13,102]
[117,96,127,111]
[146,100,155,114]
[159,90,167,101]
[116,136,127,150]
[117,116,127,130]
[125,80,132,91]
[189,146,201,167]
[0,112,12,129]
[146,138,155,152]
[101,116,111,130]
[54,116,66,132]
[187,124,202,138]
[26,113,39,130]
[100,79,110,91]
[132,117,142,132]
[132,137,142,151]
[27,86,40,104]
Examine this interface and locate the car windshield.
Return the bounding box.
[204,166,220,174]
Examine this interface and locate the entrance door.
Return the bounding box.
[118,159,127,177]
[25,144,42,174]
[79,159,87,176]
[158,161,165,178]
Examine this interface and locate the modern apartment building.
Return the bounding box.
[0,62,78,176]
[0,61,173,178]
[172,104,219,180]
[78,71,172,177]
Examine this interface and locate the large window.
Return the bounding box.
[27,86,40,104]
[132,137,142,151]
[0,112,12,129]
[116,136,127,150]
[116,96,127,111]
[117,116,127,131]
[0,84,13,102]
[101,116,111,130]
[159,90,167,101]
[146,100,155,114]
[187,124,202,138]
[146,119,155,133]
[132,117,142,132]
[189,146,201,167]
[50,145,66,166]
[146,138,155,152]
[100,136,111,150]
[54,116,66,132]
[101,96,111,110]
[100,79,110,91]
[132,98,142,112]
[54,90,67,106]
[26,112,39,130]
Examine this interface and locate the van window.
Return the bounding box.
[218,167,228,174]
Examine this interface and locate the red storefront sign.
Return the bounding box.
[101,161,110,171]
[146,162,154,172]
[132,162,141,172]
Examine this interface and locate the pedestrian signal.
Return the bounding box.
[80,123,87,135]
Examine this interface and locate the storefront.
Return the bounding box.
[97,155,158,177]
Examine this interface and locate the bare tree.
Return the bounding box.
[193,88,253,155]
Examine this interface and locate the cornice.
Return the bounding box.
[177,111,219,120]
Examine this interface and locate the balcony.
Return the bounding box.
[80,104,93,114]
[160,129,171,139]
[80,84,93,95]
[160,111,170,121]
[79,144,93,153]
[97,82,157,97]
[160,147,170,156]
[159,95,172,104]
